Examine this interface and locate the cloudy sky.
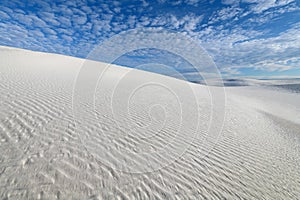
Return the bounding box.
[0,0,300,79]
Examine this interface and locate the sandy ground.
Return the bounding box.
[0,46,300,199]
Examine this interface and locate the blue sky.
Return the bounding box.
[0,0,300,80]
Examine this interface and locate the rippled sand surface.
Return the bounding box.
[0,46,299,199]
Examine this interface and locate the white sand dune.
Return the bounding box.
[0,46,300,199]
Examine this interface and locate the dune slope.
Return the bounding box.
[0,46,299,199]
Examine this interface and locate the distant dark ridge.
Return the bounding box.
[272,84,300,93]
[194,79,250,87]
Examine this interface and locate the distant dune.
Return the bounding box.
[0,46,299,199]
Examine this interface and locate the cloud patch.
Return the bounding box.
[0,0,299,79]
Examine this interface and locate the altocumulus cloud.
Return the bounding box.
[0,0,299,78]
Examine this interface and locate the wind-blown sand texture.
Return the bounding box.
[0,46,299,199]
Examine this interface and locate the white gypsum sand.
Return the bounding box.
[0,46,299,199]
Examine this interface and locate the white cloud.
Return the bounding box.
[242,0,296,13]
[0,0,299,77]
[29,29,45,38]
[254,63,293,72]
[184,0,202,6]
[0,10,10,19]
[198,20,300,74]
[221,0,238,5]
[43,27,57,35]
[73,14,88,25]
[221,67,241,75]
[208,6,242,24]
